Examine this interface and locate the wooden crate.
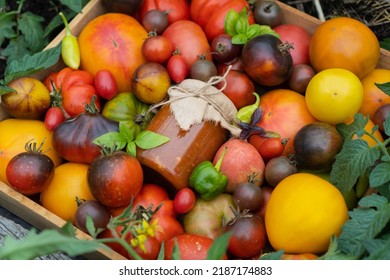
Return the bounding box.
[0,0,389,260]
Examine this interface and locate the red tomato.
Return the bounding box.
[44,107,65,131]
[139,0,190,24]
[162,20,212,69]
[94,69,118,100]
[43,72,58,92]
[53,67,74,90]
[173,188,196,214]
[61,70,95,92]
[166,54,189,84]
[164,233,226,260]
[132,183,171,210]
[249,136,285,162]
[190,0,254,42]
[273,24,312,66]
[62,84,100,116]
[142,35,173,64]
[218,70,255,110]
[130,236,161,260]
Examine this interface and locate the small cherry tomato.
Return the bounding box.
[142,35,173,64]
[173,187,196,214]
[94,69,118,100]
[166,53,189,84]
[44,107,65,131]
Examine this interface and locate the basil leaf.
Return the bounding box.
[135,130,170,150]
[224,9,239,36]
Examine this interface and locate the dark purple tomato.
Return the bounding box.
[264,156,298,187]
[211,34,241,64]
[241,34,293,87]
[372,103,390,132]
[74,200,111,233]
[6,141,55,195]
[232,182,263,212]
[189,58,217,82]
[142,9,169,34]
[225,214,267,258]
[253,0,283,28]
[288,64,316,94]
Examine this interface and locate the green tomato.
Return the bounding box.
[102,92,153,137]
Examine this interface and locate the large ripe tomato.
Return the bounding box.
[164,233,226,260]
[162,20,212,69]
[40,162,95,223]
[265,173,349,254]
[273,23,312,66]
[88,150,144,208]
[190,0,254,42]
[0,119,62,185]
[257,89,317,156]
[309,17,380,79]
[305,68,363,124]
[138,0,190,24]
[78,13,147,92]
[358,68,390,118]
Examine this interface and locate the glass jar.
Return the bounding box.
[137,104,229,195]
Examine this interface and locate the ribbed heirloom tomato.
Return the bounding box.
[309,17,380,80]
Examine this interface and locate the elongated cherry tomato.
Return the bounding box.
[258,137,285,162]
[166,54,189,84]
[94,69,118,100]
[44,107,65,131]
[173,187,196,214]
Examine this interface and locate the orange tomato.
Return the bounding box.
[358,68,390,118]
[40,163,95,223]
[309,17,380,79]
[78,13,147,92]
[256,89,317,156]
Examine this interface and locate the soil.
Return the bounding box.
[1,0,389,81]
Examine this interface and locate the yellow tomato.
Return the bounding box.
[265,173,349,254]
[40,163,95,223]
[0,118,62,185]
[305,68,363,124]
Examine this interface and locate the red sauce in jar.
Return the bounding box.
[137,104,229,195]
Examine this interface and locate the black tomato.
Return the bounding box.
[253,0,283,28]
[189,58,218,82]
[264,156,298,187]
[6,140,54,195]
[74,200,111,233]
[210,34,241,64]
[232,182,263,212]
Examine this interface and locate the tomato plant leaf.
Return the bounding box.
[171,239,181,260]
[363,238,390,260]
[157,242,165,260]
[383,111,390,137]
[224,9,239,36]
[380,38,390,51]
[336,113,369,141]
[4,43,61,83]
[0,224,102,260]
[335,194,390,258]
[60,0,86,13]
[135,130,170,150]
[18,12,47,52]
[319,237,357,260]
[1,37,31,67]
[375,81,390,96]
[206,232,231,260]
[259,250,284,260]
[330,139,381,194]
[0,12,16,46]
[370,162,390,187]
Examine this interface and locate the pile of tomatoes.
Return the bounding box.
[0,0,389,260]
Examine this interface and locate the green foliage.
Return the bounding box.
[206,232,232,260]
[224,8,279,45]
[93,122,170,157]
[0,0,87,81]
[0,222,102,260]
[380,38,390,51]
